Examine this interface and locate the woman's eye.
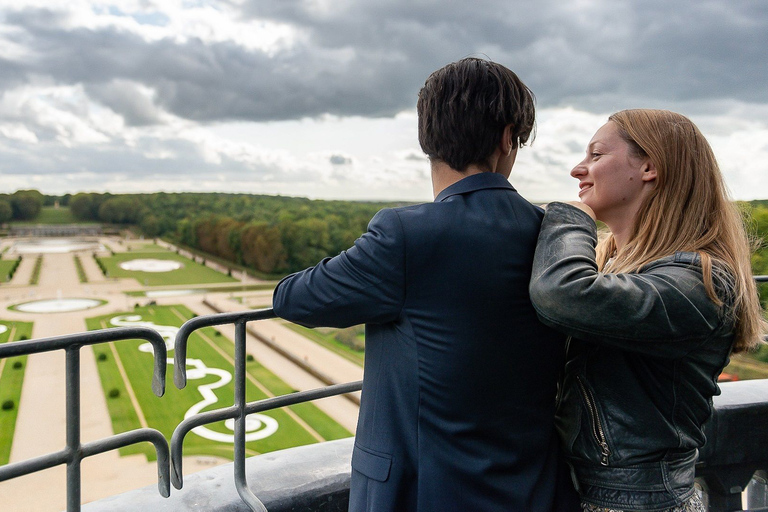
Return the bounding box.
[591,152,601,158]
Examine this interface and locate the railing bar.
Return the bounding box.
[182,309,276,331]
[81,429,164,457]
[66,346,81,512]
[0,327,163,358]
[0,327,166,398]
[174,309,275,389]
[244,381,364,415]
[0,451,70,481]
[233,319,268,512]
[80,429,171,498]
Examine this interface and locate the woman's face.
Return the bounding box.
[571,121,654,225]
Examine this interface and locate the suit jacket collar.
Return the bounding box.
[434,172,516,203]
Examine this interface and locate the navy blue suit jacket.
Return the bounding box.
[273,173,576,511]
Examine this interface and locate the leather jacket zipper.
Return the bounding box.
[576,376,611,466]
[555,337,572,409]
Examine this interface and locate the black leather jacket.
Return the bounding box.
[530,203,734,510]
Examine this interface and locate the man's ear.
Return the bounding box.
[641,160,657,182]
[500,124,515,156]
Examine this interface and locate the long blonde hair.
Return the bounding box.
[596,109,766,353]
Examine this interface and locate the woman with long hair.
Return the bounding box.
[530,109,766,511]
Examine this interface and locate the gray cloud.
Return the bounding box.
[1,0,766,128]
[85,80,162,126]
[0,1,767,201]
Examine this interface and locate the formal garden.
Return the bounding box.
[95,246,238,286]
[86,305,351,461]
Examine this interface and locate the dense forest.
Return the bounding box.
[66,192,409,275]
[3,190,768,286]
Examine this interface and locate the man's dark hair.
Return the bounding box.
[417,58,535,172]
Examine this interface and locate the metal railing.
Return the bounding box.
[0,328,171,511]
[1,294,767,511]
[170,308,361,512]
[0,307,361,512]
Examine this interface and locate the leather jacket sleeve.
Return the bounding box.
[529,202,727,358]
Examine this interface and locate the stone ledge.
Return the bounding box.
[83,437,354,512]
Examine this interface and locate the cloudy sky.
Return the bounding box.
[0,0,766,203]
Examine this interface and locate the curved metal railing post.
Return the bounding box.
[172,308,276,511]
[0,327,171,511]
[233,319,268,512]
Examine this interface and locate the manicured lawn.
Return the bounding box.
[283,323,365,367]
[0,321,34,466]
[87,305,350,461]
[97,252,238,286]
[0,260,18,282]
[10,207,89,225]
[125,244,172,253]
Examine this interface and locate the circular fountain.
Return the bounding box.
[11,298,106,313]
[119,259,183,272]
[9,239,105,254]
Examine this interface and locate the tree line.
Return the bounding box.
[0,190,49,223]
[66,192,408,275]
[4,189,768,284]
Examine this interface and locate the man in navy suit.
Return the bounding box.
[272,58,576,511]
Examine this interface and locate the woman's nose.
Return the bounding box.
[570,161,587,178]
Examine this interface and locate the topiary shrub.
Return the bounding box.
[97,353,108,362]
[1,400,14,411]
[12,361,22,370]
[246,354,255,362]
[19,335,28,341]
[108,388,120,399]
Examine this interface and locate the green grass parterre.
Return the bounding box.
[97,250,238,286]
[0,259,19,282]
[87,305,350,462]
[29,256,43,285]
[9,207,89,225]
[0,321,34,466]
[73,255,87,283]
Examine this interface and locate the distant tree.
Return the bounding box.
[214,217,243,262]
[10,190,43,220]
[195,216,220,256]
[98,196,143,224]
[139,214,161,237]
[176,218,197,247]
[0,199,12,223]
[281,217,331,270]
[241,222,287,274]
[70,193,99,220]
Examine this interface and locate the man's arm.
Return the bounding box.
[272,208,406,328]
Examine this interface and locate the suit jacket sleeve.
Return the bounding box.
[529,202,726,358]
[272,208,406,328]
